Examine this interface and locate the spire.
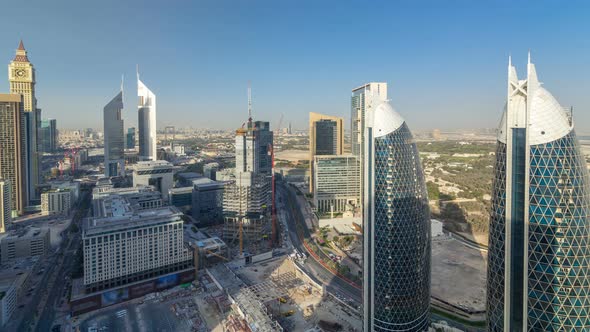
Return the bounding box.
[136,64,140,81]
[121,74,124,95]
[13,40,29,62]
[528,50,531,65]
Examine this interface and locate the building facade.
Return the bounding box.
[0,94,25,216]
[82,206,193,293]
[309,112,344,193]
[137,75,157,161]
[363,100,431,332]
[487,57,590,331]
[103,90,125,177]
[8,41,40,205]
[40,118,57,153]
[132,160,174,200]
[0,179,10,233]
[192,178,224,225]
[313,155,360,213]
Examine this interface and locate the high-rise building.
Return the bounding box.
[40,118,58,153]
[138,73,157,161]
[0,179,10,233]
[363,99,431,332]
[132,160,174,200]
[8,41,41,204]
[0,94,25,216]
[126,127,136,149]
[351,83,387,209]
[487,56,590,331]
[308,112,343,193]
[103,89,125,177]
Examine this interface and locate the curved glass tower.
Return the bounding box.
[487,56,590,331]
[363,100,431,332]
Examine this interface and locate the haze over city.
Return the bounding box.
[1,0,589,131]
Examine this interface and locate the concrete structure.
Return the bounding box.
[0,94,25,216]
[309,112,344,193]
[8,41,40,205]
[40,118,57,153]
[0,257,37,326]
[137,73,157,161]
[0,227,50,263]
[82,205,193,293]
[487,56,590,331]
[313,155,360,213]
[103,88,125,177]
[192,177,224,225]
[126,127,136,149]
[203,162,220,180]
[132,160,174,200]
[176,172,203,187]
[40,188,72,215]
[351,82,387,210]
[363,99,430,331]
[0,180,9,233]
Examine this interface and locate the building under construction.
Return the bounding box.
[219,86,274,250]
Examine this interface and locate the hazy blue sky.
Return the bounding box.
[1,1,589,132]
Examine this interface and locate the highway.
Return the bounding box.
[277,181,362,305]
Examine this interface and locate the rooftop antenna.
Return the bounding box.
[136,64,140,81]
[248,81,252,124]
[120,74,124,94]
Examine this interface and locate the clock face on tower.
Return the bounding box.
[14,69,27,78]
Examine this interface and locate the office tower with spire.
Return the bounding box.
[0,94,26,217]
[8,40,41,204]
[363,98,431,332]
[103,86,125,177]
[137,70,157,161]
[487,55,590,331]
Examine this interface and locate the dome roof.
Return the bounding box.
[370,101,405,138]
[497,86,572,145]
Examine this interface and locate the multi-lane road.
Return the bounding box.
[277,181,362,304]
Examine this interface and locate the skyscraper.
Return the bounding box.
[363,99,431,332]
[0,94,26,216]
[487,56,590,331]
[138,72,157,161]
[8,40,41,204]
[40,118,58,153]
[351,83,387,210]
[308,112,344,194]
[103,88,125,177]
[0,179,10,233]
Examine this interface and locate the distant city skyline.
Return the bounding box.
[1,1,589,132]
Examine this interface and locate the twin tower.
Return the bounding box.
[103,71,157,177]
[363,56,590,332]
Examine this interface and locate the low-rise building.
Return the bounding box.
[41,189,72,215]
[132,161,174,200]
[0,227,50,263]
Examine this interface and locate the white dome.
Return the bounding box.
[498,86,572,145]
[370,101,405,138]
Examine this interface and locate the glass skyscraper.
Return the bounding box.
[487,56,590,331]
[103,89,125,177]
[363,99,431,332]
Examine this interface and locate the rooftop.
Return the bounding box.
[83,206,182,237]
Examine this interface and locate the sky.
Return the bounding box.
[1,1,589,132]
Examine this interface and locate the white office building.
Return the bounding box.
[313,155,360,213]
[137,73,157,161]
[132,160,174,200]
[40,188,72,215]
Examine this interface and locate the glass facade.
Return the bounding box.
[487,130,590,331]
[367,122,431,332]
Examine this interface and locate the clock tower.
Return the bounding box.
[8,40,40,204]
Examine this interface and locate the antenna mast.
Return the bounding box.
[248,81,252,124]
